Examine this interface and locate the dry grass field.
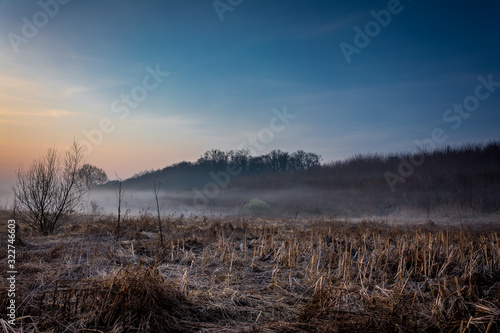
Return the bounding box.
[1,212,499,332]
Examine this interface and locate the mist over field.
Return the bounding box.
[87,187,319,217]
[83,143,500,220]
[2,1,500,331]
[0,189,11,209]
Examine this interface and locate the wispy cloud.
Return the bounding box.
[0,108,81,117]
[131,114,202,127]
[48,51,105,63]
[61,86,100,97]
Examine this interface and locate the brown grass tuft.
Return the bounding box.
[82,265,198,332]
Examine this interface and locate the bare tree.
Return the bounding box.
[13,141,86,235]
[114,175,124,242]
[153,181,164,247]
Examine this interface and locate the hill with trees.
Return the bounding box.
[98,142,500,217]
[103,149,321,191]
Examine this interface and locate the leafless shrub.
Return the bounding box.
[12,141,86,235]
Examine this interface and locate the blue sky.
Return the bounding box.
[1,0,499,192]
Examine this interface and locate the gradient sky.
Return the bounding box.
[1,0,500,196]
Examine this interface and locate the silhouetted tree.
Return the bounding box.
[230,149,251,174]
[197,149,228,169]
[290,150,321,171]
[78,163,108,189]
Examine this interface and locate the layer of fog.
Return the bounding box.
[1,185,465,220]
[85,186,434,219]
[0,189,13,210]
[86,187,323,218]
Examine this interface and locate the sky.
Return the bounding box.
[1,0,500,198]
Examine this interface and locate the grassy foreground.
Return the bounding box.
[1,213,499,332]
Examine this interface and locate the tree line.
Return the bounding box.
[195,149,321,173]
[122,149,321,190]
